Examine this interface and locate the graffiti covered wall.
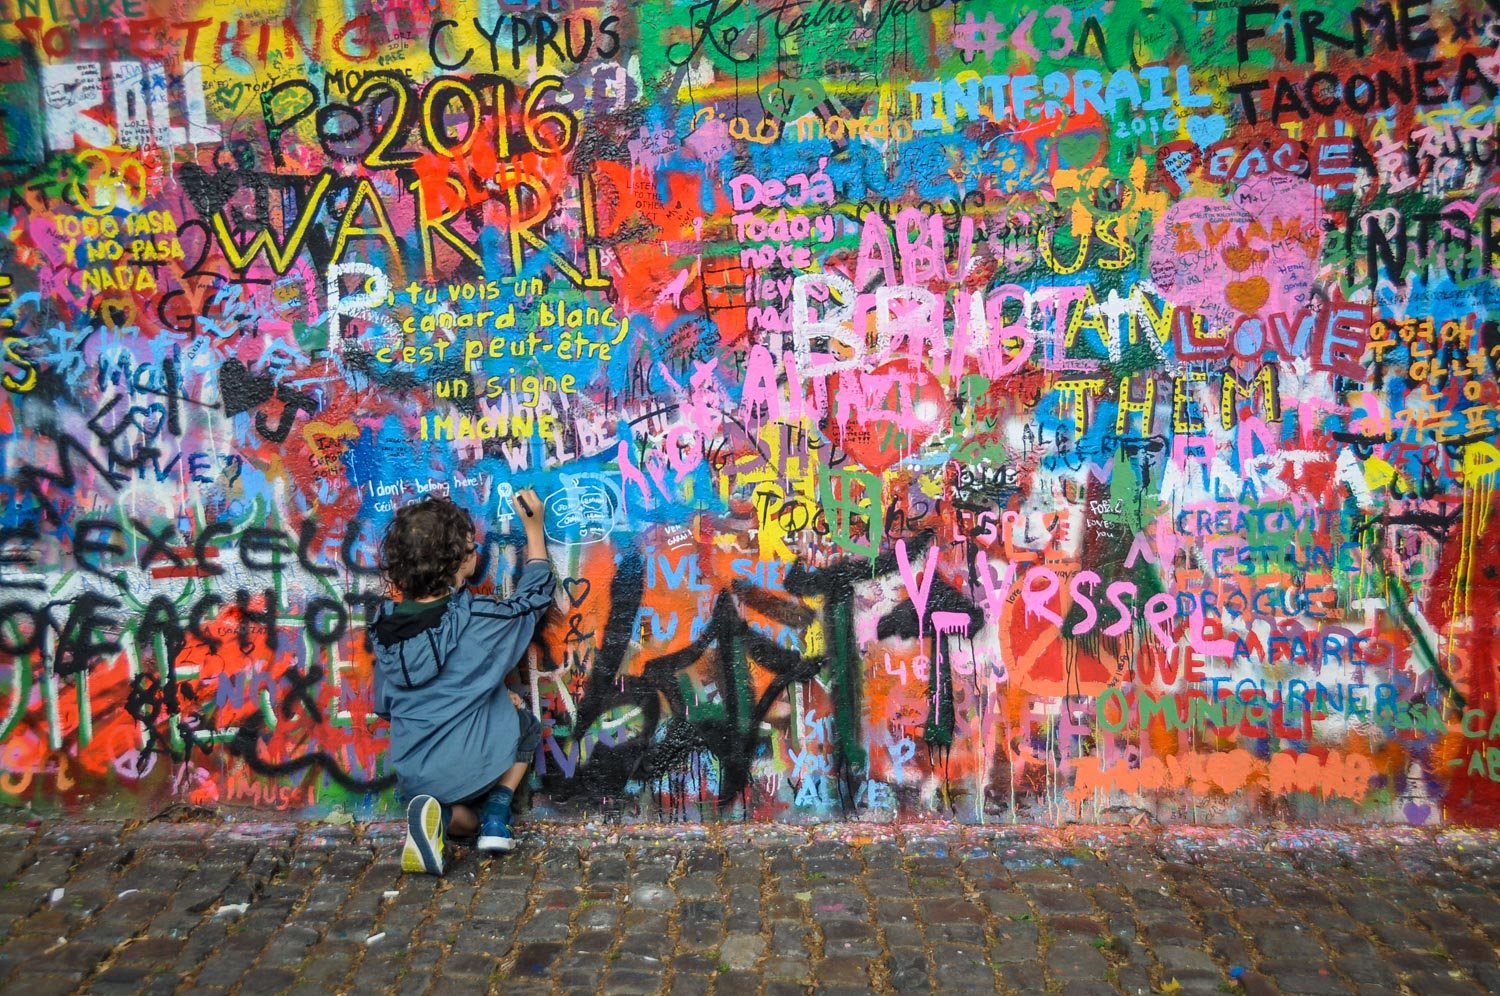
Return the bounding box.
[0,0,1498,824]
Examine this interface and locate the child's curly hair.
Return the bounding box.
[379,496,475,599]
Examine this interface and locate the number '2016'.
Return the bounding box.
[260,72,577,170]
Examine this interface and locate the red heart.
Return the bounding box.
[836,362,949,473]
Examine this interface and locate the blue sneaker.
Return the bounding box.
[401,795,446,875]
[476,814,515,853]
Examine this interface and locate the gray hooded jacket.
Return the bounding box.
[370,558,556,803]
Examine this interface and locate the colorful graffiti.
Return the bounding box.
[0,0,1497,825]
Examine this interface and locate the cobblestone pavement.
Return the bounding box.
[0,816,1497,995]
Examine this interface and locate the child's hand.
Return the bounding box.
[511,488,548,561]
[511,488,544,531]
[509,690,526,710]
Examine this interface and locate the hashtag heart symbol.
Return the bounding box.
[952,13,1003,62]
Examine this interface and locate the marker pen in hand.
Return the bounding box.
[513,488,547,564]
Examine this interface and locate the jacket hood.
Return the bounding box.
[370,590,476,690]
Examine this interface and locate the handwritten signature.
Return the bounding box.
[667,0,961,67]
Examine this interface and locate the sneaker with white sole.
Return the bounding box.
[476,815,515,853]
[401,795,446,875]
